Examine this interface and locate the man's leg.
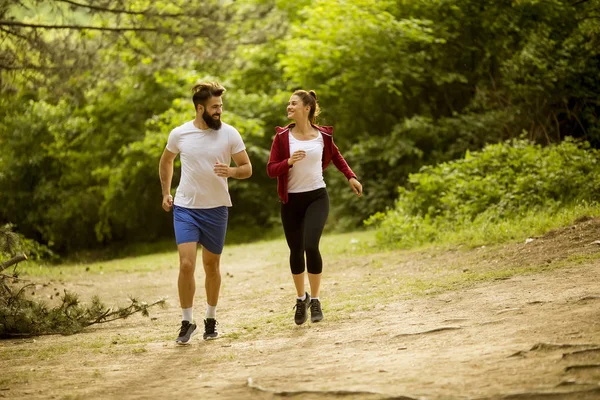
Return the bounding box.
[202,247,221,308]
[176,241,199,344]
[202,247,221,339]
[195,206,228,340]
[178,242,198,309]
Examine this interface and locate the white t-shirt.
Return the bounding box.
[166,120,246,208]
[288,133,326,193]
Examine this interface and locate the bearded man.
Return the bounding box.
[159,82,252,344]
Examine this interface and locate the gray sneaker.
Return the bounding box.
[203,318,219,340]
[310,299,323,322]
[176,320,198,345]
[294,292,311,325]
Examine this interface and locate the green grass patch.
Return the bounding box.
[435,203,600,249]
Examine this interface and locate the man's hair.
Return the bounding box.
[293,89,321,124]
[192,82,226,111]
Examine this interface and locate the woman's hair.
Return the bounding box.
[293,89,321,124]
[192,82,225,111]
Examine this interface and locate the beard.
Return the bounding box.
[203,110,222,130]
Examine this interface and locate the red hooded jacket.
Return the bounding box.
[267,124,357,204]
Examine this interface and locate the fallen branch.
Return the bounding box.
[0,292,167,338]
[0,253,27,272]
[84,298,167,327]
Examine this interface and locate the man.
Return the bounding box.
[159,82,252,344]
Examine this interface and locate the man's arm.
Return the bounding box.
[214,150,252,179]
[159,148,178,211]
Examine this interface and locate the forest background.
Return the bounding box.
[1,0,599,260]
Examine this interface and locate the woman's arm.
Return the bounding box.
[267,134,292,178]
[331,141,363,197]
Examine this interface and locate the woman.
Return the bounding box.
[267,89,363,325]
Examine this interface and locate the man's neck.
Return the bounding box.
[193,117,209,130]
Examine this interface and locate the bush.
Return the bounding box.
[368,137,600,248]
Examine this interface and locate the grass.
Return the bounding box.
[18,251,178,279]
[375,202,600,251]
[17,229,377,279]
[438,203,600,249]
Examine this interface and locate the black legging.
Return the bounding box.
[281,188,329,275]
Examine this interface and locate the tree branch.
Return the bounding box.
[0,25,30,41]
[52,0,189,18]
[0,20,163,32]
[0,254,27,272]
[84,298,166,326]
[0,62,69,71]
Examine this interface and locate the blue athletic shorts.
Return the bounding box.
[173,205,228,254]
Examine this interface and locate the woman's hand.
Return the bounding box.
[349,178,363,197]
[288,150,306,166]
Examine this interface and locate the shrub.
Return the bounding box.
[368,137,600,247]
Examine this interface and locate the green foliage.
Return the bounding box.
[2,0,600,257]
[368,138,600,248]
[0,72,180,253]
[0,224,55,264]
[0,224,19,257]
[275,0,600,227]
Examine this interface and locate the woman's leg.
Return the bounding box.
[281,198,306,297]
[304,189,329,298]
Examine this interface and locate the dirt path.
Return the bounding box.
[2,221,600,400]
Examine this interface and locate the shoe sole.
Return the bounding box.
[175,325,198,345]
[311,316,323,323]
[203,333,219,340]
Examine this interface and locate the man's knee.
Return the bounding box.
[180,258,195,276]
[203,259,220,276]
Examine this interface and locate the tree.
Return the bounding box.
[0,0,228,92]
[274,0,600,227]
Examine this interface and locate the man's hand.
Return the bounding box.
[349,178,363,197]
[162,194,173,211]
[214,162,233,178]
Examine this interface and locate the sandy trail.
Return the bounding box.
[2,221,600,400]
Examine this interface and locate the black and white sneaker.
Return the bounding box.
[203,318,219,340]
[294,292,311,325]
[310,299,324,322]
[175,320,198,345]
